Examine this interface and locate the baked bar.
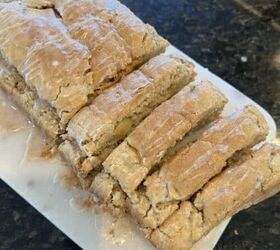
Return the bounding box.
[144,105,269,206]
[2,0,168,91]
[103,81,228,198]
[244,144,280,207]
[0,53,61,139]
[91,80,227,219]
[126,105,269,230]
[61,54,195,177]
[150,144,280,250]
[54,0,169,90]
[1,0,54,8]
[0,2,92,133]
[0,2,278,250]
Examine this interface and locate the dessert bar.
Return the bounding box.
[103,81,228,198]
[0,54,61,138]
[0,3,92,133]
[0,0,168,137]
[150,144,280,250]
[92,80,228,216]
[0,2,279,250]
[144,105,269,206]
[61,54,195,177]
[127,105,269,230]
[54,0,169,90]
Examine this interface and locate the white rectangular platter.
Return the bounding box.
[0,45,277,250]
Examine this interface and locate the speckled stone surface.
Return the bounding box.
[0,0,279,249]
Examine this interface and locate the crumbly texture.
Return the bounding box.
[242,144,280,207]
[150,144,280,250]
[103,81,228,198]
[90,172,126,213]
[0,0,170,149]
[17,0,53,8]
[144,105,269,206]
[91,80,227,227]
[58,139,85,168]
[123,106,269,231]
[0,54,61,139]
[0,2,93,126]
[54,0,169,90]
[0,0,52,6]
[150,201,204,250]
[65,54,195,177]
[0,0,168,92]
[0,2,279,250]
[126,193,180,229]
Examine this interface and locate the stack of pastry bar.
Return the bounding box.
[0,1,279,249]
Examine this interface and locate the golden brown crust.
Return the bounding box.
[103,81,228,197]
[194,144,274,225]
[54,0,169,89]
[0,2,93,126]
[124,106,269,231]
[1,0,168,92]
[144,105,269,206]
[91,81,227,230]
[242,144,280,207]
[0,3,278,250]
[150,144,280,250]
[65,54,195,176]
[0,1,53,7]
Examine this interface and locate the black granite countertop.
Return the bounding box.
[1,0,280,249]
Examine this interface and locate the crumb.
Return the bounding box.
[40,145,55,159]
[63,171,82,190]
[109,228,115,236]
[81,197,95,209]
[234,229,239,235]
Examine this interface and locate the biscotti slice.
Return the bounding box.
[62,54,195,177]
[0,2,92,132]
[150,144,280,250]
[144,105,269,207]
[242,144,280,207]
[54,0,169,90]
[125,105,269,230]
[194,144,280,227]
[0,0,53,8]
[103,81,228,198]
[0,53,61,139]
